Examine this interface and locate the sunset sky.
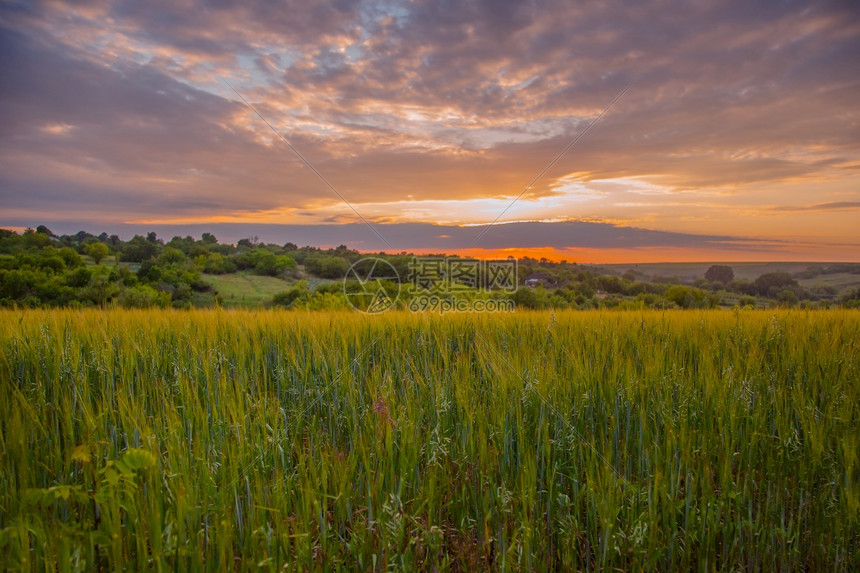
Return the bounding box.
[1,0,859,262]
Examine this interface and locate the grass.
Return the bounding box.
[798,273,860,296]
[204,272,294,307]
[0,309,858,570]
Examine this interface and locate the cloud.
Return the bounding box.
[1,0,859,257]
[770,201,860,212]
[0,217,767,253]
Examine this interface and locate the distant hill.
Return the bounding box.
[600,262,860,294]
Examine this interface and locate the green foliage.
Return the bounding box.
[120,235,160,263]
[304,254,349,279]
[22,228,52,248]
[117,285,169,308]
[81,271,120,306]
[0,227,854,311]
[0,269,39,299]
[59,247,84,268]
[739,294,757,307]
[271,280,310,307]
[754,271,796,295]
[13,446,158,569]
[840,287,860,308]
[64,266,92,288]
[597,275,624,294]
[85,242,110,264]
[512,286,549,309]
[158,246,186,265]
[251,249,297,277]
[197,252,236,274]
[664,285,715,309]
[302,290,351,310]
[776,288,799,306]
[0,310,857,570]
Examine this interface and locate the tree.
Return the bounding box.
[122,235,160,262]
[776,289,798,306]
[665,285,690,308]
[237,236,259,249]
[86,242,110,264]
[118,285,168,308]
[199,253,236,274]
[318,256,347,279]
[512,286,550,309]
[59,247,84,268]
[597,275,624,294]
[272,281,310,307]
[22,229,52,248]
[158,247,186,265]
[82,272,119,306]
[665,285,712,309]
[754,272,796,296]
[705,265,734,284]
[304,255,348,279]
[65,266,92,288]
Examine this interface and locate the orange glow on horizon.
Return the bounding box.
[387,245,860,264]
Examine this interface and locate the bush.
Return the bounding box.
[85,242,110,264]
[512,287,549,309]
[665,285,713,309]
[117,285,168,308]
[59,247,84,268]
[739,295,757,307]
[121,236,160,263]
[303,291,350,310]
[64,267,92,288]
[272,281,310,307]
[158,247,186,265]
[199,253,236,275]
[31,251,66,274]
[251,250,297,277]
[304,255,349,279]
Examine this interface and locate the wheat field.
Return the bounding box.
[1,309,857,571]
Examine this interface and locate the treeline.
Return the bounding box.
[1,226,859,309]
[0,226,369,308]
[262,258,860,310]
[510,261,860,309]
[0,227,208,308]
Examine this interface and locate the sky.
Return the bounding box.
[1,0,859,262]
